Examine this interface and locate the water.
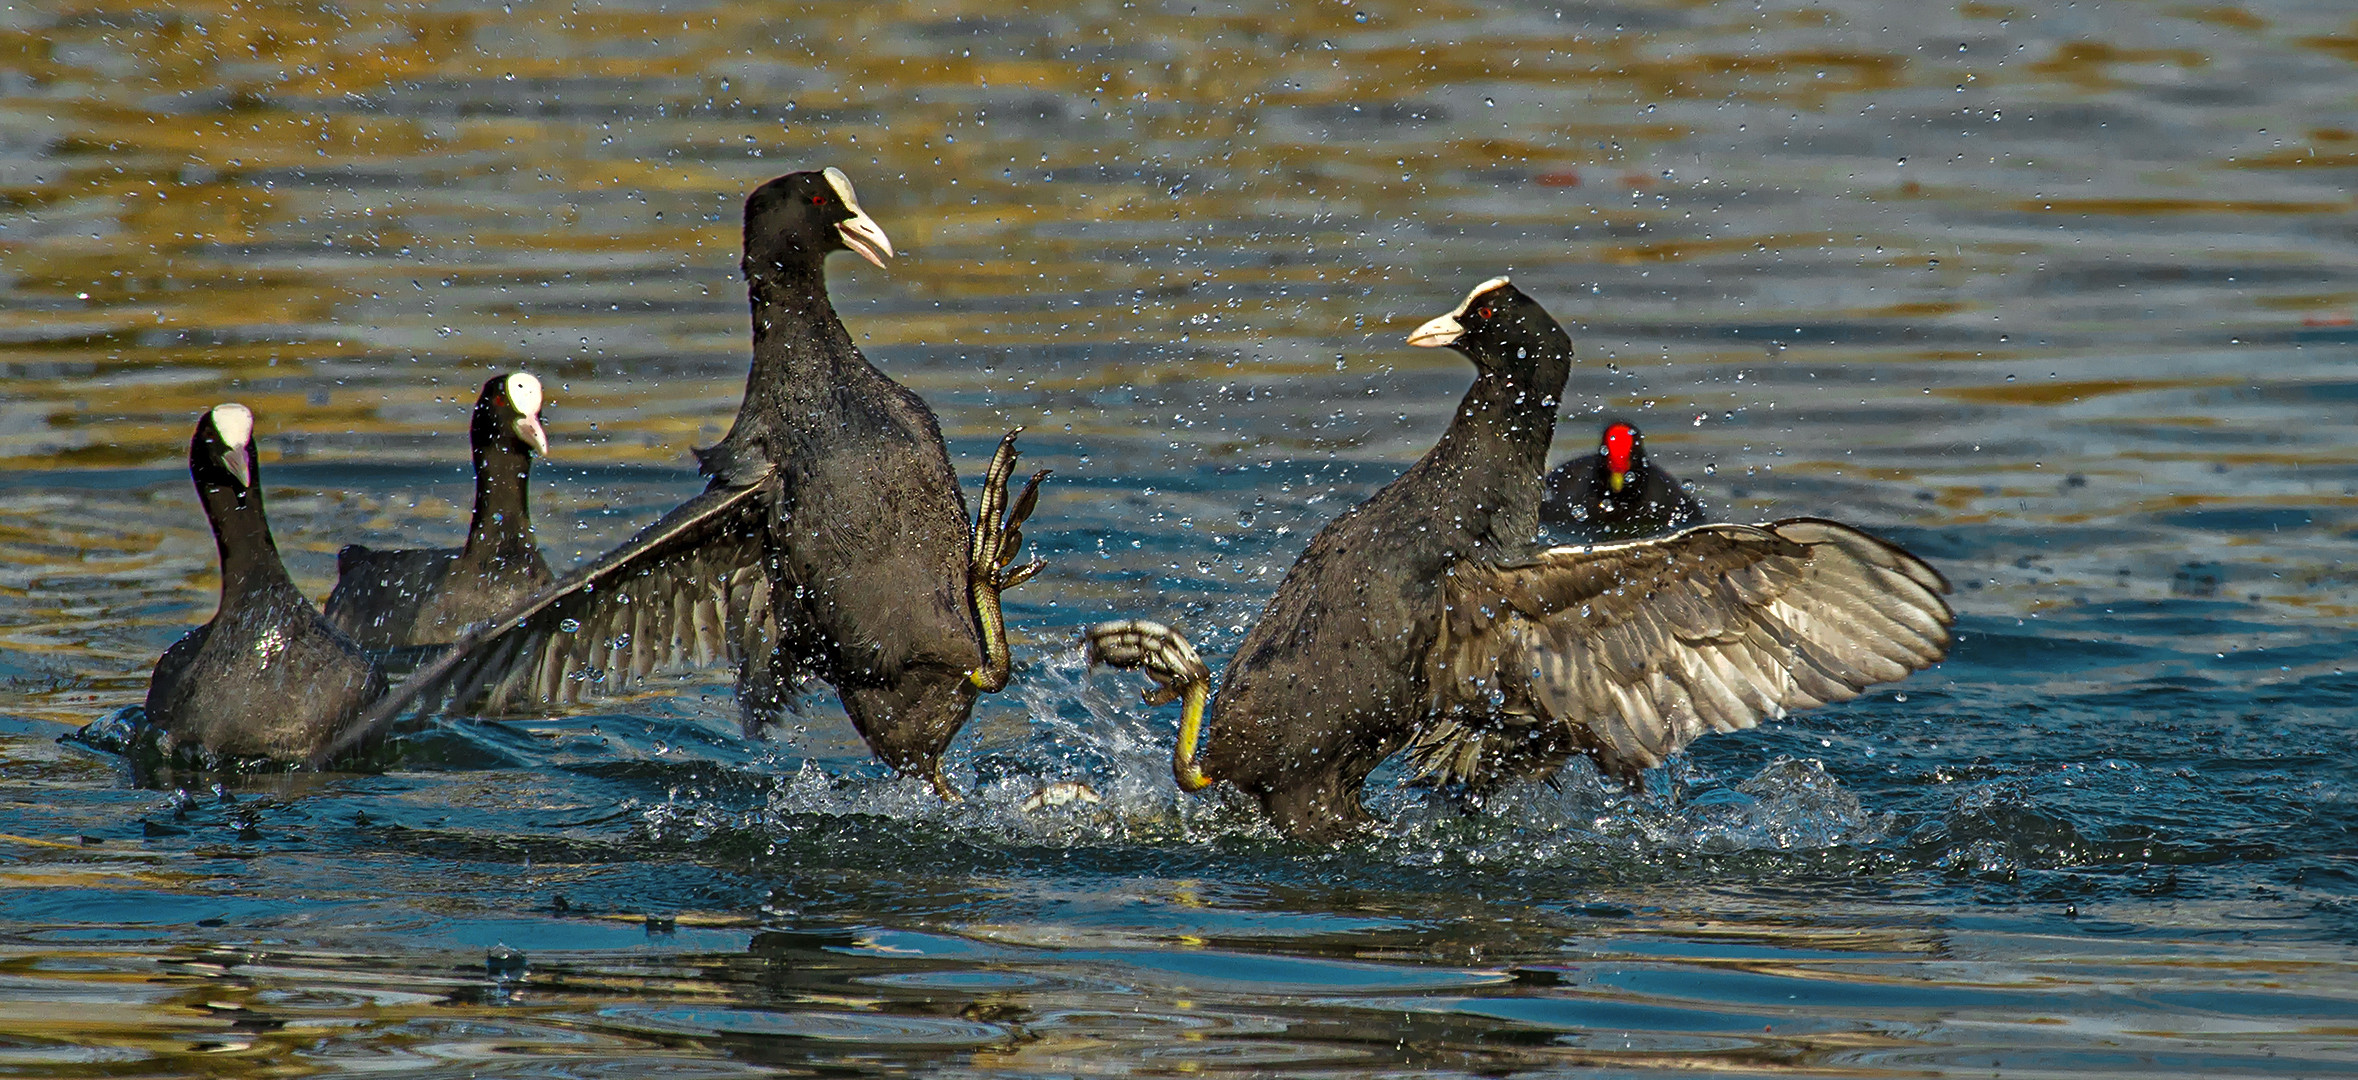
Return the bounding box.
[3,0,2356,1074]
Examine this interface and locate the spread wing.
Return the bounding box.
[1415,518,1953,787]
[310,478,778,767]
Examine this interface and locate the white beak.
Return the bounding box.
[502,372,549,455]
[511,414,549,456]
[1408,275,1514,348]
[208,403,255,488]
[824,166,894,268]
[220,445,254,489]
[1407,313,1464,348]
[837,214,893,269]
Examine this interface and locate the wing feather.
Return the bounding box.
[1673,644,1756,734]
[308,479,780,767]
[1765,595,1906,686]
[1419,518,1955,787]
[472,481,776,715]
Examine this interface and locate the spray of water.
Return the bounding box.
[594,642,1893,870]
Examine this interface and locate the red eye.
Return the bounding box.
[809,195,826,206]
[1476,306,1493,319]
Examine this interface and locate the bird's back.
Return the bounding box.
[148,576,386,763]
[1207,443,1509,798]
[324,542,553,649]
[323,544,457,649]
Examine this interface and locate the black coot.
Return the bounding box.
[143,404,387,765]
[1086,279,1954,839]
[1538,420,1703,542]
[324,372,553,649]
[323,169,1045,795]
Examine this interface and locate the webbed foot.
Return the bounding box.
[968,429,1050,692]
[1084,619,1214,792]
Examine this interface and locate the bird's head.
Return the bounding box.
[478,371,549,457]
[742,167,894,278]
[1407,276,1573,377]
[194,402,256,491]
[1600,421,1642,493]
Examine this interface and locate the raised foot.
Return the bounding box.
[1084,619,1215,792]
[1083,619,1209,702]
[967,428,1050,692]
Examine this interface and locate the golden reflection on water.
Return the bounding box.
[3,0,2346,457]
[0,908,2352,1077]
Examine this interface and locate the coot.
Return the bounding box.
[1087,279,1953,838]
[323,372,553,648]
[143,404,387,765]
[322,169,1045,796]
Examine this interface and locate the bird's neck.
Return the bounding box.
[461,437,536,567]
[202,481,296,606]
[705,257,858,478]
[1440,361,1569,473]
[742,258,856,399]
[1426,350,1573,539]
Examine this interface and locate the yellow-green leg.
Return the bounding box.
[968,429,1048,693]
[1084,619,1215,792]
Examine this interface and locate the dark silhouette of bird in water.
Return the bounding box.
[142,404,387,767]
[1086,278,1954,840]
[324,169,1046,796]
[324,372,554,649]
[1539,420,1703,542]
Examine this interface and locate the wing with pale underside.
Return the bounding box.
[311,479,778,767]
[1416,518,1954,787]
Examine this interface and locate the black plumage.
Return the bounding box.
[324,372,554,649]
[323,169,1044,793]
[1538,420,1703,542]
[142,404,387,765]
[1092,278,1573,836]
[1087,279,1954,839]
